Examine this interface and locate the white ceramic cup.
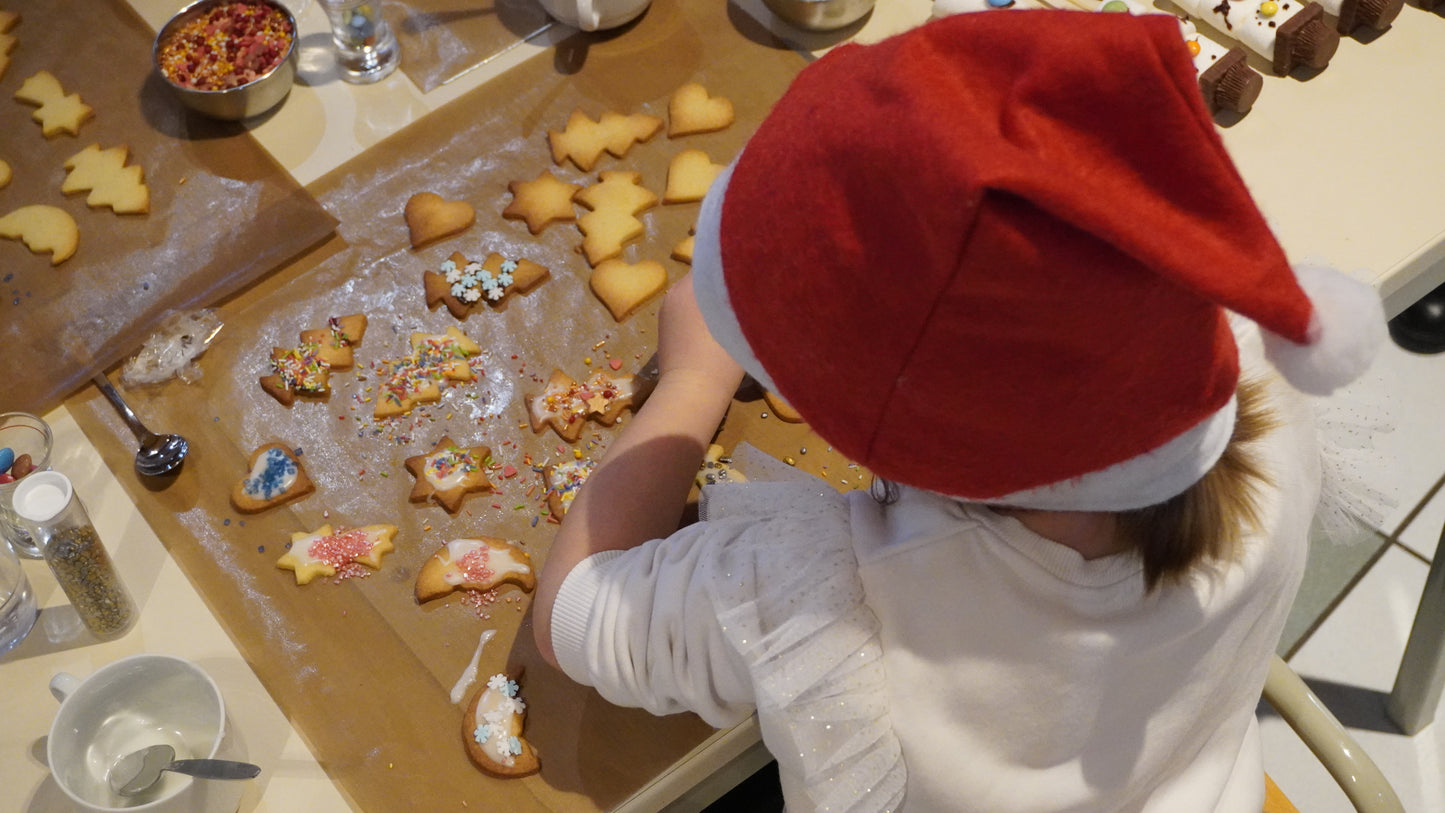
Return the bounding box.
[48,654,247,813]
[537,0,650,31]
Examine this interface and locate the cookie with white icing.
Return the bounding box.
[526,368,645,443]
[414,536,535,603]
[231,442,314,513]
[403,436,493,514]
[463,673,540,778]
[543,459,594,521]
[277,523,397,585]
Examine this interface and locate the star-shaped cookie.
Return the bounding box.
[276,523,398,585]
[404,436,494,513]
[503,170,581,235]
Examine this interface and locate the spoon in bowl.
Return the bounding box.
[107,744,261,797]
[92,375,190,477]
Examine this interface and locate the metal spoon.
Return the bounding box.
[107,744,261,797]
[92,375,190,477]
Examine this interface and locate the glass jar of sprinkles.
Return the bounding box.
[14,471,135,639]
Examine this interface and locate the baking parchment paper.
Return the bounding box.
[69,0,870,808]
[0,0,338,416]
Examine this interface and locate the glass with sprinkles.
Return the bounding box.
[317,0,399,84]
[14,472,135,639]
[0,412,53,560]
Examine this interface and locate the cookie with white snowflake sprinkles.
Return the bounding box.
[403,436,494,514]
[424,251,549,319]
[231,442,314,513]
[464,673,539,778]
[414,536,535,603]
[276,523,398,585]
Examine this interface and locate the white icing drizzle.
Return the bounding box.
[450,629,497,704]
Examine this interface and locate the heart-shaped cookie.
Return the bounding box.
[663,149,725,204]
[589,258,668,321]
[668,83,734,137]
[404,191,475,248]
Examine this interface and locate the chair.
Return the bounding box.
[1262,655,1404,813]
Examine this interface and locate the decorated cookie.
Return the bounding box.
[62,144,149,214]
[0,205,78,265]
[668,82,734,137]
[526,368,645,443]
[589,258,668,321]
[298,314,368,369]
[14,70,92,137]
[260,314,367,405]
[543,458,594,521]
[276,523,397,585]
[548,108,663,172]
[503,169,580,234]
[696,443,747,488]
[260,344,330,405]
[373,326,482,419]
[405,191,475,248]
[231,443,314,513]
[464,673,540,778]
[415,535,535,603]
[404,436,494,513]
[424,251,550,318]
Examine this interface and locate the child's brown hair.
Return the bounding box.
[1117,379,1278,591]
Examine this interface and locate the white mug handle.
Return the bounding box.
[49,672,80,703]
[577,0,599,31]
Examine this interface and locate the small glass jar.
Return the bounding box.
[14,471,135,639]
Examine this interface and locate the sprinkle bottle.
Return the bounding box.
[14,471,135,638]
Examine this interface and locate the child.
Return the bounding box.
[533,11,1385,811]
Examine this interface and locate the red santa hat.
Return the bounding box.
[691,10,1384,510]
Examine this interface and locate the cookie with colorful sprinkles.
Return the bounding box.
[276,523,398,585]
[414,536,535,603]
[526,368,648,443]
[231,442,314,513]
[423,251,549,319]
[403,436,494,513]
[543,458,594,521]
[464,673,540,778]
[372,326,482,419]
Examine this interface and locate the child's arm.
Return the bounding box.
[534,274,745,668]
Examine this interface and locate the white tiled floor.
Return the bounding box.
[1260,335,1445,811]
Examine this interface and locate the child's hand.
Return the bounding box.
[656,275,745,396]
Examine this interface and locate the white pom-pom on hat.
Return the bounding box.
[1263,265,1387,396]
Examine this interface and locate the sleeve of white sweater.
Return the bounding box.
[548,519,759,728]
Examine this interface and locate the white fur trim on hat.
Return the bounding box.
[1262,265,1386,396]
[692,161,779,393]
[986,397,1238,511]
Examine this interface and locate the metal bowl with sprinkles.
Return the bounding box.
[154,0,298,120]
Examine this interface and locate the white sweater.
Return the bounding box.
[550,371,1318,812]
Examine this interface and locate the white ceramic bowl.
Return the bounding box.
[153,0,298,121]
[48,654,245,813]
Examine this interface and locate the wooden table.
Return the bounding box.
[5,0,1445,809]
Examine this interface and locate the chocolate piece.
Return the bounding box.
[1336,0,1403,32]
[1198,48,1262,115]
[1274,3,1340,75]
